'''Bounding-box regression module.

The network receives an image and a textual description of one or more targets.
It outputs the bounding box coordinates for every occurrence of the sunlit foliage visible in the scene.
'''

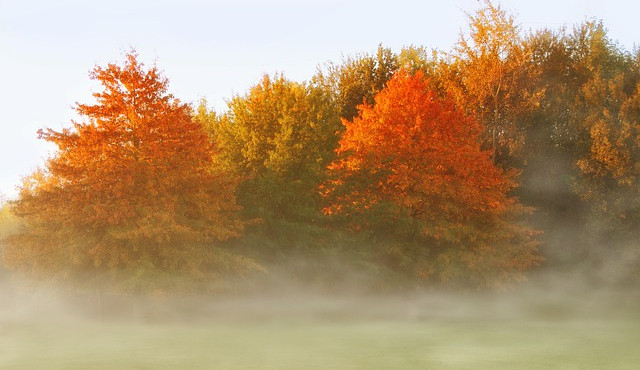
[199,74,342,258]
[5,0,640,291]
[324,71,541,288]
[315,45,399,121]
[3,53,256,291]
[444,0,542,168]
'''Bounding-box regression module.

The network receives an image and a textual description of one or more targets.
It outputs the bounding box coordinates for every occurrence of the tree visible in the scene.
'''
[573,67,640,281]
[520,21,640,277]
[445,0,541,168]
[324,70,541,289]
[0,197,19,249]
[3,52,254,292]
[315,45,399,121]
[201,74,342,257]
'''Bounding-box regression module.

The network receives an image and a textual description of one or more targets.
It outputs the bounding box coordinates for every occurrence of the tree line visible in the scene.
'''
[2,1,638,292]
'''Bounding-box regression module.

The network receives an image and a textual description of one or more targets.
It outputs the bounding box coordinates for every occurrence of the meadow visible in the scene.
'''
[1,281,638,370]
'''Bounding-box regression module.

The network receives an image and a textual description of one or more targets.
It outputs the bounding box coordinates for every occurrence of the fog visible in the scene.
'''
[1,261,639,369]
[1,268,636,322]
[1,204,639,369]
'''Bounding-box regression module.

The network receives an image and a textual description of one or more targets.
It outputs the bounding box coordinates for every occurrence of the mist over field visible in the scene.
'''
[0,267,639,370]
[2,1,640,368]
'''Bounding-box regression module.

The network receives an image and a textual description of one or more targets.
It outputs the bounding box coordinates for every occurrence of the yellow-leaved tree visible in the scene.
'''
[444,0,541,168]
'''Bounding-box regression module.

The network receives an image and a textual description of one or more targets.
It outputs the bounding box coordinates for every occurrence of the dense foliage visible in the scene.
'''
[324,71,540,288]
[196,75,342,265]
[3,0,639,291]
[3,54,257,292]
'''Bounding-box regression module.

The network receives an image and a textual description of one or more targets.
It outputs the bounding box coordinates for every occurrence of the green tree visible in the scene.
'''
[201,74,342,258]
[316,45,399,121]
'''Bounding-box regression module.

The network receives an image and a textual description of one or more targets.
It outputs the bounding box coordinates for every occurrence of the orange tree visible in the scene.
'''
[3,53,256,292]
[574,64,640,281]
[443,0,541,169]
[324,70,541,289]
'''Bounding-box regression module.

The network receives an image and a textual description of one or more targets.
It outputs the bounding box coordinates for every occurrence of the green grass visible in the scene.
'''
[1,291,639,370]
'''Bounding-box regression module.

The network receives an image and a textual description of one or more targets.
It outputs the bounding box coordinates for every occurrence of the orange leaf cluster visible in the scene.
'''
[5,53,243,280]
[326,70,515,241]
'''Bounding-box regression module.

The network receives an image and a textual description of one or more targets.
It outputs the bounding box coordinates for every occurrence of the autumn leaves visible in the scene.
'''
[2,50,537,292]
[4,53,249,291]
[6,0,638,292]
[325,71,540,288]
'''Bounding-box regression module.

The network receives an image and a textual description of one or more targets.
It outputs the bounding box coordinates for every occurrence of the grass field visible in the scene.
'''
[1,285,639,370]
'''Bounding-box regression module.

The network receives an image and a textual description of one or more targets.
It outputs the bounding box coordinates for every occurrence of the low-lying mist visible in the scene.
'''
[1,264,639,370]
[1,266,637,324]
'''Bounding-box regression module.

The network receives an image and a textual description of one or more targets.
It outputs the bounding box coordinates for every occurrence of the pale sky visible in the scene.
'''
[1,0,638,200]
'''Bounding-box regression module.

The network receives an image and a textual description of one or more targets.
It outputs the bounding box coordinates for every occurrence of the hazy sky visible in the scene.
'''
[1,0,638,199]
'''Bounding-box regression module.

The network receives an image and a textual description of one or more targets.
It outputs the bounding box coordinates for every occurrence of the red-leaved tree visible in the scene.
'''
[324,70,541,289]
